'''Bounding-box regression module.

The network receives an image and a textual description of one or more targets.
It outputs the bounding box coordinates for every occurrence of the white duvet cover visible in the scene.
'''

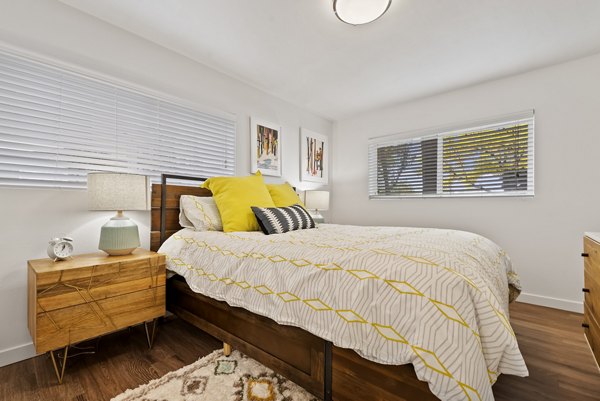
[159,224,528,401]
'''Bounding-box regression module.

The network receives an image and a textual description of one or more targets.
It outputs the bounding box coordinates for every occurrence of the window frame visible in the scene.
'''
[368,111,535,199]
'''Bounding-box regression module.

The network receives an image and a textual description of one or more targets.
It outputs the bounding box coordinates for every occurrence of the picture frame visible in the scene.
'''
[250,117,282,177]
[300,128,328,184]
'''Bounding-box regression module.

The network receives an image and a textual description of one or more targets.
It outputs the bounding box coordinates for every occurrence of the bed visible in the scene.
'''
[151,175,528,401]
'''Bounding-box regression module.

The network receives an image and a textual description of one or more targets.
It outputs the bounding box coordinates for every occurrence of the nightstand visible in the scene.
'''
[27,249,166,383]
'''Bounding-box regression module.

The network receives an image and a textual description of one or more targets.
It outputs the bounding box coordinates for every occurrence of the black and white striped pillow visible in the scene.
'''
[251,204,316,235]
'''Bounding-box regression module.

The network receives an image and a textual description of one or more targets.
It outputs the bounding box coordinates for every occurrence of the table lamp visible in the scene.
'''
[303,190,329,223]
[88,173,150,255]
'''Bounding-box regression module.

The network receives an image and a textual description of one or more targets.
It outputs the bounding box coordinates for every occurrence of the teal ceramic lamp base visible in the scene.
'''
[99,211,141,256]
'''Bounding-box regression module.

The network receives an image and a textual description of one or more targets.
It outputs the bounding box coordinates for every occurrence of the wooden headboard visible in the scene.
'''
[150,174,211,251]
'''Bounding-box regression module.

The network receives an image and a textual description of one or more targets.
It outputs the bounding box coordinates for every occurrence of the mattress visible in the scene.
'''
[159,224,528,401]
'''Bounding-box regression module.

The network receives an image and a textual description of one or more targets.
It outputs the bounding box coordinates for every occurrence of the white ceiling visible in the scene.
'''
[59,0,600,120]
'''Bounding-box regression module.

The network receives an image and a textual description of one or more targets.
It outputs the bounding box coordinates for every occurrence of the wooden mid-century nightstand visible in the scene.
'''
[27,249,166,383]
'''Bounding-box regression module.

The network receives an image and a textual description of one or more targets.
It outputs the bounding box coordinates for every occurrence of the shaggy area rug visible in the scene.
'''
[111,349,318,401]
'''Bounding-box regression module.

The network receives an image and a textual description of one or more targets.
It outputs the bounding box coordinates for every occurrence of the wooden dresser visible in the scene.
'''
[28,249,165,382]
[582,233,600,367]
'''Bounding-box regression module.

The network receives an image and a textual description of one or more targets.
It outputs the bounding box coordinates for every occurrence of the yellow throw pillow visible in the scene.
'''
[267,182,304,207]
[201,174,275,232]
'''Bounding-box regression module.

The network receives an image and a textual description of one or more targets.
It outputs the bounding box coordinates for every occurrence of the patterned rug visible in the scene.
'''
[111,349,318,401]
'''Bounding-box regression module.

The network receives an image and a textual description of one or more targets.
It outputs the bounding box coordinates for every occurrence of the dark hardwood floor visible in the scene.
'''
[494,302,600,401]
[0,302,598,401]
[0,318,221,401]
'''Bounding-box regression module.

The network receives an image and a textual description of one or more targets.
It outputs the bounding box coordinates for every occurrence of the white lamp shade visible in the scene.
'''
[333,0,392,25]
[304,190,330,211]
[88,173,150,211]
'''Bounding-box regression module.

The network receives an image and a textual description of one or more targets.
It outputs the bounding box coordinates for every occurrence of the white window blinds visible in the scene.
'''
[0,50,236,188]
[368,111,534,198]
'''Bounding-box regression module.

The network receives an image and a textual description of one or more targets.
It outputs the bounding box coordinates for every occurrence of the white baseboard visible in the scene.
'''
[0,341,36,368]
[518,292,583,313]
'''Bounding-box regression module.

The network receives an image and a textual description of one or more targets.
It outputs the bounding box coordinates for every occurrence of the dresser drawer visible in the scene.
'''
[584,236,600,270]
[584,258,600,318]
[584,237,600,318]
[584,302,600,365]
[35,255,165,314]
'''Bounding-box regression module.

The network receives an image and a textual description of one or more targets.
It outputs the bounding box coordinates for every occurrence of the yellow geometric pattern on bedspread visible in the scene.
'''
[169,256,482,401]
[160,224,528,401]
[171,233,513,339]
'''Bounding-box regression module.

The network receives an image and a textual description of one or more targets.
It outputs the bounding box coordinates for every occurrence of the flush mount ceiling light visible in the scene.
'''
[333,0,392,25]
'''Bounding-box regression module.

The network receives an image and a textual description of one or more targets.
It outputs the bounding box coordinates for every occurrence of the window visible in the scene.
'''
[0,50,236,189]
[368,111,534,198]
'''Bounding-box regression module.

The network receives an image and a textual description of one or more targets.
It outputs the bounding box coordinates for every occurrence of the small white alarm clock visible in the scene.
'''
[47,237,74,261]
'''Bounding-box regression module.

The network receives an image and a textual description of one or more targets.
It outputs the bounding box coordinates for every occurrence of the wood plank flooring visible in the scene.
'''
[0,320,221,401]
[0,302,598,401]
[494,302,600,401]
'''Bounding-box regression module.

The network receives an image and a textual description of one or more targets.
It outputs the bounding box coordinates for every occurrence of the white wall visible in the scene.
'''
[332,52,600,314]
[0,0,332,367]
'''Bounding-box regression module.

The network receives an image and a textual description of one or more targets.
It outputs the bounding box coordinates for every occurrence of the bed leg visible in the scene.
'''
[223,342,232,356]
[324,341,332,401]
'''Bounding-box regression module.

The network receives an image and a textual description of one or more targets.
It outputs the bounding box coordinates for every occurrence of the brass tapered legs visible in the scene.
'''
[144,319,158,349]
[49,346,69,384]
[48,322,158,384]
[223,342,232,356]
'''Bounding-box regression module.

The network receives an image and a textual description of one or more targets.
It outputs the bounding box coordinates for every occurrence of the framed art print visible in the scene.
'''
[250,117,282,177]
[300,128,328,184]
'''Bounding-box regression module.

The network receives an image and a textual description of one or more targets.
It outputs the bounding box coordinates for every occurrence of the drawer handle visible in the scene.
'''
[582,252,590,257]
[583,288,591,293]
[583,323,590,328]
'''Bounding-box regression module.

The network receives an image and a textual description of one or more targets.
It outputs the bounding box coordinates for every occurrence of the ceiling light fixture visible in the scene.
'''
[333,0,392,25]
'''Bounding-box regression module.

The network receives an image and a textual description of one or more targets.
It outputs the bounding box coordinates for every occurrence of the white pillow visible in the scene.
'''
[179,208,194,229]
[180,195,223,231]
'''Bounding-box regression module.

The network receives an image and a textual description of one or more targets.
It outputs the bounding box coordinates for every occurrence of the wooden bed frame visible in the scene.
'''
[150,174,438,401]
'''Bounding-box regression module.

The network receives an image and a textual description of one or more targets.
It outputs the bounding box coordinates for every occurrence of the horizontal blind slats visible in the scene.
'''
[369,113,534,198]
[0,50,236,188]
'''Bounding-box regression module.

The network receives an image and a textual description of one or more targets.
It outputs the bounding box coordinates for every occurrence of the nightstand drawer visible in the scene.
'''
[35,257,165,314]
[34,286,165,353]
